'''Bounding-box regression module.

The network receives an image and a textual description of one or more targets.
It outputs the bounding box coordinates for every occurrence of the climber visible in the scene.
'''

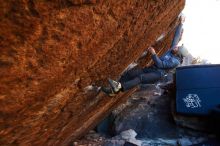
[101,44,189,96]
[101,15,187,96]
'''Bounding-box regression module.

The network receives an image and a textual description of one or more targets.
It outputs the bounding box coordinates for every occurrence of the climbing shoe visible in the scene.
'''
[108,78,122,93]
[101,86,116,97]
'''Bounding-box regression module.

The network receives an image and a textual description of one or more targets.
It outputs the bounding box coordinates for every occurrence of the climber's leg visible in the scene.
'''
[121,71,162,91]
[119,68,144,83]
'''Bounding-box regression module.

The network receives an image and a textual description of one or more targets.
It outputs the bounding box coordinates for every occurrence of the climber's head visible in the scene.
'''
[172,45,189,57]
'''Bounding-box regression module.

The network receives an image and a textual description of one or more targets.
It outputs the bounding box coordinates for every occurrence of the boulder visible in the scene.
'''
[103,129,142,146]
[0,0,185,145]
[113,87,179,138]
[112,87,214,145]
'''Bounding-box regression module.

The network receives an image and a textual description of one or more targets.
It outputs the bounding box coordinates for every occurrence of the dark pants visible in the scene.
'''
[119,67,162,91]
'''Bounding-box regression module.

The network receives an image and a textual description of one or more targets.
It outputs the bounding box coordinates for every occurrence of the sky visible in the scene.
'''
[181,0,220,63]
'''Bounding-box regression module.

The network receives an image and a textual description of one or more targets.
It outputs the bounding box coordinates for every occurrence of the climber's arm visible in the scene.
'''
[148,46,180,69]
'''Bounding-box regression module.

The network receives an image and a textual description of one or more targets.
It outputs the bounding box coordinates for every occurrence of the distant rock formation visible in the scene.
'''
[0,0,185,145]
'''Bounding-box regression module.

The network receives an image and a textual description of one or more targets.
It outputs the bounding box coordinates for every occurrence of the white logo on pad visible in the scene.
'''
[183,94,201,108]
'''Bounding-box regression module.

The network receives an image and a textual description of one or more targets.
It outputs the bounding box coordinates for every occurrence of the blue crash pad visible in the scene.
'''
[175,64,220,115]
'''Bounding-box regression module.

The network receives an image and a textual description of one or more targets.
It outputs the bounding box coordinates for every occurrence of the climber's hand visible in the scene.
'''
[180,15,185,24]
[148,46,156,55]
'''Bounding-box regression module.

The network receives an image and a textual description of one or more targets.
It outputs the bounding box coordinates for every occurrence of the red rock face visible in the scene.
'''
[0,0,185,145]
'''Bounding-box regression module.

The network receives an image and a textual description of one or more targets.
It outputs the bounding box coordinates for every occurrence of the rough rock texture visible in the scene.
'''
[0,0,185,145]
